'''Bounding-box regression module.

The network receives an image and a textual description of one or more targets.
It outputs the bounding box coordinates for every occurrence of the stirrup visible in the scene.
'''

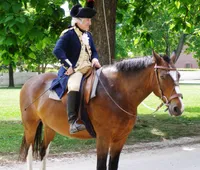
[69,121,86,134]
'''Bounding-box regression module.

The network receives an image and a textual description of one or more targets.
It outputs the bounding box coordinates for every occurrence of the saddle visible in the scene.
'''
[83,67,97,104]
[60,67,97,104]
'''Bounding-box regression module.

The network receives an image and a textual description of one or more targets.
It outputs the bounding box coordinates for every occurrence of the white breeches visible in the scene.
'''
[68,66,91,92]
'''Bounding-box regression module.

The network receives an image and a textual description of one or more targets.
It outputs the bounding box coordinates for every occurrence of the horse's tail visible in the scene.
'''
[19,121,43,161]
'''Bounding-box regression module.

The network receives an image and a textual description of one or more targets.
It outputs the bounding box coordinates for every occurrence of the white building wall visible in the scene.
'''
[0,72,38,86]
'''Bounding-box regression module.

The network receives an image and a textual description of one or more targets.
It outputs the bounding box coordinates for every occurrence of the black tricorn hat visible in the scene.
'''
[70,1,96,18]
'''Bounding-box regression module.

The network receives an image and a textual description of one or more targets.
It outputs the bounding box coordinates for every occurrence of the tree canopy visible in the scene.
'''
[116,0,200,62]
[0,0,199,86]
[0,0,70,86]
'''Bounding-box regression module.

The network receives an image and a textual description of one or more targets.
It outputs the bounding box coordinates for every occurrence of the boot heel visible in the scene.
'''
[70,121,86,134]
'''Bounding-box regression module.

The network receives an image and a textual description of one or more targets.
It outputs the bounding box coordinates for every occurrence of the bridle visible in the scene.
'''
[154,64,183,111]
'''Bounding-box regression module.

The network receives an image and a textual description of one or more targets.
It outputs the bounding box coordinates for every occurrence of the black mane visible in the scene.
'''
[162,55,171,63]
[115,56,153,72]
[115,55,171,72]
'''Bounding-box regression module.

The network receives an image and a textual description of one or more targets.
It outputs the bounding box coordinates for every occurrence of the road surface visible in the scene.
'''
[1,137,200,170]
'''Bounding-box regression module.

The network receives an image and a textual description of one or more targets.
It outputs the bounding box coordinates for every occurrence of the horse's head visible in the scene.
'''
[152,51,184,116]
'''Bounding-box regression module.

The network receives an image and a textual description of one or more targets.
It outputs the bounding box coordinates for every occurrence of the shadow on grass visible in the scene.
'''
[127,112,200,144]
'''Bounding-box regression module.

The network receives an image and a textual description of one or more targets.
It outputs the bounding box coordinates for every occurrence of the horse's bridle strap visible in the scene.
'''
[154,65,176,71]
[154,63,182,109]
[168,93,183,103]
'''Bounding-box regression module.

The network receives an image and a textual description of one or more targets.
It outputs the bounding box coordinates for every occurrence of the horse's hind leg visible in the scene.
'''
[108,137,127,170]
[40,125,56,170]
[20,119,42,170]
[27,145,33,170]
[96,136,110,170]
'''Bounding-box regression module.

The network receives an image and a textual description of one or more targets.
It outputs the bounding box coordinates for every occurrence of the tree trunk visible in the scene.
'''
[37,65,41,74]
[42,64,47,73]
[175,33,187,62]
[91,0,117,65]
[164,32,170,57]
[8,63,14,87]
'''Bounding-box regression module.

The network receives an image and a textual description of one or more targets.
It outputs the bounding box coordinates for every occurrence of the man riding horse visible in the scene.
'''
[53,0,101,134]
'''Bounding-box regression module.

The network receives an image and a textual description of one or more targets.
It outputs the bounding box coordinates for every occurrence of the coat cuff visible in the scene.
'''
[92,58,99,63]
[65,59,72,67]
[60,59,72,68]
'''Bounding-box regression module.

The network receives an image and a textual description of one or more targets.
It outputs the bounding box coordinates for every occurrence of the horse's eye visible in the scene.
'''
[160,74,165,79]
[160,71,168,79]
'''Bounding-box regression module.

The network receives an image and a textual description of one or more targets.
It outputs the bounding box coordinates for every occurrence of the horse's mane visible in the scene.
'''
[115,55,170,72]
[115,56,153,72]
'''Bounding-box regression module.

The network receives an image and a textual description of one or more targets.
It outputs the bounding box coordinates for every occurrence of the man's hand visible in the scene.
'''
[65,67,74,75]
[92,58,101,68]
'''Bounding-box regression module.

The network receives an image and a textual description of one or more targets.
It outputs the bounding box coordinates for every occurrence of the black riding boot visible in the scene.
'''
[67,91,85,134]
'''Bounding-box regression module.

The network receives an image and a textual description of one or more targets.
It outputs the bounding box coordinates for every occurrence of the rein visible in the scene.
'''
[96,69,136,117]
[24,75,66,111]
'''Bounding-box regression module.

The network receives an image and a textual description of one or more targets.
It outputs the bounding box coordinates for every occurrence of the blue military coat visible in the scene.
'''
[53,26,99,68]
[50,26,99,98]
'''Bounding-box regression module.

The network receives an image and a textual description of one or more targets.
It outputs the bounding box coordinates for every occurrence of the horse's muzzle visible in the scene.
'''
[168,103,183,116]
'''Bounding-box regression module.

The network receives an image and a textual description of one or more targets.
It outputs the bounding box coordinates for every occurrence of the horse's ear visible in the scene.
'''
[170,51,176,64]
[152,50,161,64]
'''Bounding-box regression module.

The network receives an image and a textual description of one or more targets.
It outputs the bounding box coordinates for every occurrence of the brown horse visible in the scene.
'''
[19,51,184,170]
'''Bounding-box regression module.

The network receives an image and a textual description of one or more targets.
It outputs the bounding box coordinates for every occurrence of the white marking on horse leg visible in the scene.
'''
[27,145,33,170]
[175,86,184,112]
[40,143,51,170]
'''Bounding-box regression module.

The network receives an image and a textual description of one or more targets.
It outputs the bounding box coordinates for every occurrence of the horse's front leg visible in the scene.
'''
[108,125,133,170]
[96,136,110,170]
[108,140,125,170]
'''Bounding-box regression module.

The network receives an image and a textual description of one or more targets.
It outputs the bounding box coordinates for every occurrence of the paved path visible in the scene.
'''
[1,137,200,170]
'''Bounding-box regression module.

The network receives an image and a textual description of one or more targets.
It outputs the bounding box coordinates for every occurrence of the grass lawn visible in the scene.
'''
[0,84,200,158]
[0,87,21,120]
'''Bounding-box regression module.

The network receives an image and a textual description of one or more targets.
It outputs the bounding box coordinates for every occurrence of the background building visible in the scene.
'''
[175,46,199,69]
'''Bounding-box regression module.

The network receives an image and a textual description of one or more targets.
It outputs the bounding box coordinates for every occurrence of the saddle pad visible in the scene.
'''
[49,90,61,101]
[90,68,102,99]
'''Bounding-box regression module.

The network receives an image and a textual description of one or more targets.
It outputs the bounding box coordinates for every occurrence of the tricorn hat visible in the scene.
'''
[70,0,96,18]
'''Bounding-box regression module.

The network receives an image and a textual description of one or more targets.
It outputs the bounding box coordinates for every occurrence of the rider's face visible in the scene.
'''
[77,18,91,31]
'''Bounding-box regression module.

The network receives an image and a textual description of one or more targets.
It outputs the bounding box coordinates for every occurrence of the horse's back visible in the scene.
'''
[20,73,57,118]
[21,72,56,97]
[22,72,56,88]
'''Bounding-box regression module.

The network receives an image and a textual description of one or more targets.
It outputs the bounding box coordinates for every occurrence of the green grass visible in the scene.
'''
[0,85,200,159]
[129,84,200,143]
[0,87,21,120]
[0,121,23,153]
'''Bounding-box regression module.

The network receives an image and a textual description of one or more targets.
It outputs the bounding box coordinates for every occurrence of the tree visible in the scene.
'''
[0,0,32,87]
[186,35,200,67]
[1,0,199,88]
[116,0,200,63]
[89,0,117,65]
[0,0,67,87]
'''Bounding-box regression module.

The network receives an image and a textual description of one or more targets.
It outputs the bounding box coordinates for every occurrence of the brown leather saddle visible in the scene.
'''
[61,67,96,105]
